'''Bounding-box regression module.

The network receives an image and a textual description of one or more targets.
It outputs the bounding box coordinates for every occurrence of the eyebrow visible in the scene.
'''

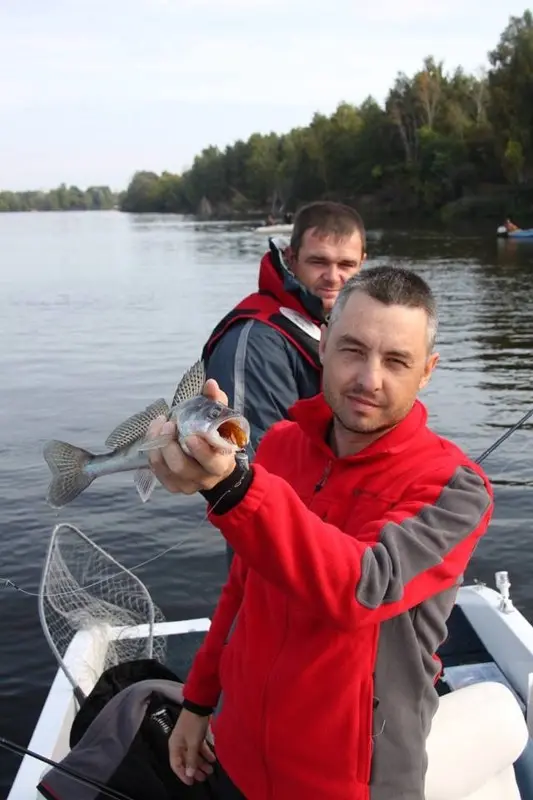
[308,254,360,266]
[336,334,414,361]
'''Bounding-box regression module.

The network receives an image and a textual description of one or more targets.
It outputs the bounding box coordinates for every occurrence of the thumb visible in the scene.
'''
[203,378,228,406]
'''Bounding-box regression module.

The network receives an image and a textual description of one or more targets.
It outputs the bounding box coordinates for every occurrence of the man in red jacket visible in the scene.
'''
[147,266,494,800]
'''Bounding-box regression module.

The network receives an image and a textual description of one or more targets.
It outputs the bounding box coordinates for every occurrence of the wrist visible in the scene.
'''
[182,698,214,717]
[200,460,253,514]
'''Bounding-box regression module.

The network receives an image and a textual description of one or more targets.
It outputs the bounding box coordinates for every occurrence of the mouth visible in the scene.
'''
[217,419,249,449]
[347,395,380,409]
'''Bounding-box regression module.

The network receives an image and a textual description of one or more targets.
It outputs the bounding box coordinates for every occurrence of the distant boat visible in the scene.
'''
[253,222,293,235]
[497,224,533,239]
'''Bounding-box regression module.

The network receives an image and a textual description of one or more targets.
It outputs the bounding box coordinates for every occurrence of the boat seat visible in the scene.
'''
[425,681,529,800]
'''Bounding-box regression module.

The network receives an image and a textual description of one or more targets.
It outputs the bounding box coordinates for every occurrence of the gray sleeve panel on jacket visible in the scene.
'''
[206,320,314,456]
[355,466,492,610]
[41,679,184,799]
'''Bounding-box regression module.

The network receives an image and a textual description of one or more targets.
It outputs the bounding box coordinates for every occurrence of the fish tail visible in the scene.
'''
[43,439,96,508]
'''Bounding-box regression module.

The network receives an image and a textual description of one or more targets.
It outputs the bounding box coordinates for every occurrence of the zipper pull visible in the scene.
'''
[314,460,332,492]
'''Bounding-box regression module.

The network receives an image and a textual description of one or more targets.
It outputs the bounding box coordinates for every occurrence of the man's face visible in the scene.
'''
[288,228,365,312]
[320,291,439,438]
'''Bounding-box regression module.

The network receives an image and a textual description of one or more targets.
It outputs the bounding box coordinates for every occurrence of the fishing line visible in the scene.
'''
[476,406,533,465]
[0,477,242,598]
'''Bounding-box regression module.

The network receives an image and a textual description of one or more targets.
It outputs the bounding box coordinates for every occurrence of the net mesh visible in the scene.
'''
[39,523,167,696]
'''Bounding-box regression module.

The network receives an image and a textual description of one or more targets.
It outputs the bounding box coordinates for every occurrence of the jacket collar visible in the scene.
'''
[257,238,326,324]
[288,393,428,461]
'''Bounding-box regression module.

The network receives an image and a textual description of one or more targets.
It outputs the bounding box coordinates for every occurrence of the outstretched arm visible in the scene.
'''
[202,460,493,631]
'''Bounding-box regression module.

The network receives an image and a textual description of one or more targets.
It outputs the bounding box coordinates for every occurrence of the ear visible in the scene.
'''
[419,352,439,390]
[284,245,296,269]
[319,323,328,364]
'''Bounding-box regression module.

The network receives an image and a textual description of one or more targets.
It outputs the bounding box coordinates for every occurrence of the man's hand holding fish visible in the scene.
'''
[147,378,239,495]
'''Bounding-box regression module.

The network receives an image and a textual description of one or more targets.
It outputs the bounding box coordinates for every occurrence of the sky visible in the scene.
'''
[0,0,528,192]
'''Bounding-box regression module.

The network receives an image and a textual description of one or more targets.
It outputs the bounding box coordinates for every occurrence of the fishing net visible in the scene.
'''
[38,522,167,700]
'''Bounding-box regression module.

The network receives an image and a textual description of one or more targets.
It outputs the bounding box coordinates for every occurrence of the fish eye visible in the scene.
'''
[207,405,222,420]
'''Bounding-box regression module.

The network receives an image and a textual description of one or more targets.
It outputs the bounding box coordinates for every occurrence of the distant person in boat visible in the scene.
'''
[147,266,494,800]
[504,218,521,232]
[283,211,293,224]
[202,200,366,568]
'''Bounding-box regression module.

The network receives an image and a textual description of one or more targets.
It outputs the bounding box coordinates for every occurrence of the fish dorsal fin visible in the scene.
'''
[171,360,206,407]
[105,398,170,450]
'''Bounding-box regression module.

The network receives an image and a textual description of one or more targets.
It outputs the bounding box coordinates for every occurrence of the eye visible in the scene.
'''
[207,405,222,420]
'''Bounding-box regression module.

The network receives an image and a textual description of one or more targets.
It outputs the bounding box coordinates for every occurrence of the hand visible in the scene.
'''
[168,709,216,785]
[147,378,236,495]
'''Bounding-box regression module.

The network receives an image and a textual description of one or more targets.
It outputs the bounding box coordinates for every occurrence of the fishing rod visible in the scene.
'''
[475,405,533,465]
[0,733,220,800]
[0,735,136,800]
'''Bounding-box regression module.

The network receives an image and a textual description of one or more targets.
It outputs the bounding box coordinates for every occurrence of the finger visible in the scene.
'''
[148,422,181,472]
[184,435,236,477]
[185,747,200,782]
[203,378,228,406]
[145,415,168,441]
[158,428,194,474]
[149,458,198,495]
[169,744,192,784]
[200,739,217,764]
[145,418,171,471]
[193,767,209,782]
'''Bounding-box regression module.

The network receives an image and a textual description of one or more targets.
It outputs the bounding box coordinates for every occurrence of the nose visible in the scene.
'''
[357,360,383,393]
[322,263,342,285]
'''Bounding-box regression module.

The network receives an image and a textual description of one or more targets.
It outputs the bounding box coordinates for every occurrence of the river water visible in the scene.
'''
[1,211,533,794]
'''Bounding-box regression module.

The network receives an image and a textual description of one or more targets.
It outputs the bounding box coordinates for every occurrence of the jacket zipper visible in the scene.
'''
[314,460,332,493]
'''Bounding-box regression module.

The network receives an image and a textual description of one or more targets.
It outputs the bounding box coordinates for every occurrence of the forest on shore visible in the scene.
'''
[2,11,533,223]
[0,184,117,214]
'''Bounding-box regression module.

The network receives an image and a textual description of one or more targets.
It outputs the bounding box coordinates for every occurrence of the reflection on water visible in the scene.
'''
[1,212,533,792]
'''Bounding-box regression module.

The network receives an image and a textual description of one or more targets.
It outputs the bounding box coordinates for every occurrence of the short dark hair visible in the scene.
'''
[329,265,438,350]
[290,200,366,256]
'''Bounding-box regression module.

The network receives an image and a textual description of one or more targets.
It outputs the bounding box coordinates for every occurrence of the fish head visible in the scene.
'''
[171,395,250,454]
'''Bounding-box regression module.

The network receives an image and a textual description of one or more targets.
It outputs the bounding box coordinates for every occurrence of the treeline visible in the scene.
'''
[121,10,533,221]
[0,184,118,213]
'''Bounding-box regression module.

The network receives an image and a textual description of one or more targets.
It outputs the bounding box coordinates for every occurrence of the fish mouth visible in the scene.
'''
[214,417,250,450]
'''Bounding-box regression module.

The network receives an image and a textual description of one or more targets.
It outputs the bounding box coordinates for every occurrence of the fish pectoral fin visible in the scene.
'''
[137,433,174,453]
[170,360,206,406]
[134,467,157,503]
[104,399,170,450]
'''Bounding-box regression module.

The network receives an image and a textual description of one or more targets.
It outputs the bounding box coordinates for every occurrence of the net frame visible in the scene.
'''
[38,522,166,700]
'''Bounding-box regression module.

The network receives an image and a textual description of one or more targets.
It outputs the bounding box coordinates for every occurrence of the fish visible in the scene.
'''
[43,360,250,509]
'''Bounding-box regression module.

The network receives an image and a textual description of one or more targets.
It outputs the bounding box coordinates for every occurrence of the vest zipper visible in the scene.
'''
[314,460,332,493]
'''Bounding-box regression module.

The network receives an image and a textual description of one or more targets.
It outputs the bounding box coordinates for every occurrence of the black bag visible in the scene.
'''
[38,658,220,800]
